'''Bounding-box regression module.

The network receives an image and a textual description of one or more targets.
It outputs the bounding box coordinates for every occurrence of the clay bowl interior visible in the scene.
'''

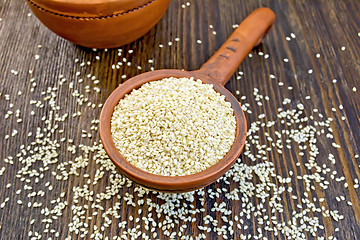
[99,69,247,192]
[26,0,171,48]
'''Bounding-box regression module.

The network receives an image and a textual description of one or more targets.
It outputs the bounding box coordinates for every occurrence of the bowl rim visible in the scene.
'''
[27,0,157,17]
[99,70,247,192]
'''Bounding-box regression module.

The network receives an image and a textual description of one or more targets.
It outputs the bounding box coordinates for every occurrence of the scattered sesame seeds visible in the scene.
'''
[11,69,19,75]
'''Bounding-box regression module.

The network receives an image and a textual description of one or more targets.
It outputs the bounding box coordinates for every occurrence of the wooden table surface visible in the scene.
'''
[1,0,360,239]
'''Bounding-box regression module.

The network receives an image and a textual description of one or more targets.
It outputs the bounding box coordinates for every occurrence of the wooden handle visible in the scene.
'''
[198,8,275,86]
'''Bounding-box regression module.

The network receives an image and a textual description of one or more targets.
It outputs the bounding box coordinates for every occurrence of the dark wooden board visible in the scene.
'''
[0,0,359,239]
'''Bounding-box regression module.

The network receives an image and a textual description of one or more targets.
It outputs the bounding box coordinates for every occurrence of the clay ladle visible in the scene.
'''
[99,7,276,192]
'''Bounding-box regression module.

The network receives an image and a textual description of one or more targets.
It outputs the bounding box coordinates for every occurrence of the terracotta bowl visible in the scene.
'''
[26,0,171,48]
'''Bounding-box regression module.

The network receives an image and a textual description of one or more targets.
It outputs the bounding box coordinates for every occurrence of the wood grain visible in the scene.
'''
[0,0,360,239]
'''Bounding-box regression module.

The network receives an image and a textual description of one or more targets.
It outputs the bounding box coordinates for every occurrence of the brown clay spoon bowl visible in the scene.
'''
[99,8,276,192]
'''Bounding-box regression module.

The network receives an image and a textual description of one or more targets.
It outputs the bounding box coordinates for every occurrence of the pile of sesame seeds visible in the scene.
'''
[111,77,236,176]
